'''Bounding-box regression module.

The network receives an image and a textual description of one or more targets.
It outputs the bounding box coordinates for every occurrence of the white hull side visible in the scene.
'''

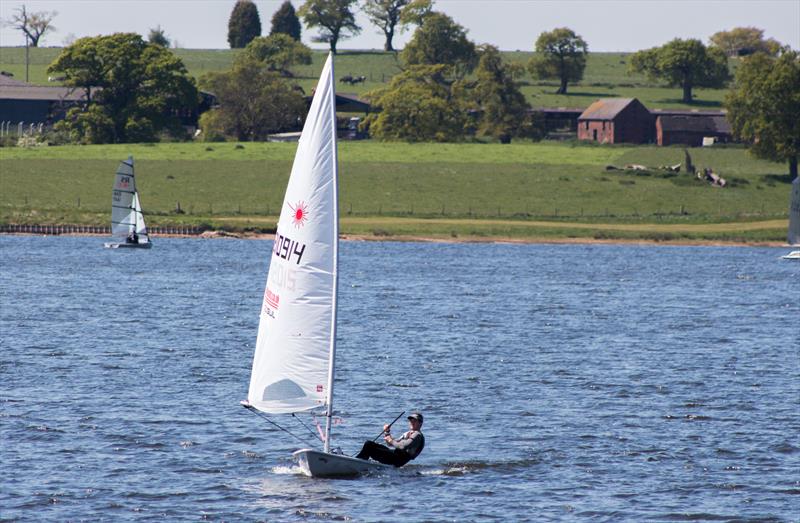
[104,242,152,249]
[782,250,800,260]
[293,449,388,478]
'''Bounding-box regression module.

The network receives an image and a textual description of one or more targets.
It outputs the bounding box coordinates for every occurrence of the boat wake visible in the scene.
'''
[271,465,305,475]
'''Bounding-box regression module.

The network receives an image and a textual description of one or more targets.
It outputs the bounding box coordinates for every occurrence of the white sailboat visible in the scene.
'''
[783,176,799,260]
[104,156,152,249]
[242,53,384,478]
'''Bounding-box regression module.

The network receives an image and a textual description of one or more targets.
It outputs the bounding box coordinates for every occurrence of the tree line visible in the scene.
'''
[15,0,797,177]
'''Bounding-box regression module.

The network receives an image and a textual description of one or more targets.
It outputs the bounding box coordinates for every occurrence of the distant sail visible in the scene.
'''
[247,53,338,415]
[111,156,150,244]
[789,176,800,246]
[111,157,137,238]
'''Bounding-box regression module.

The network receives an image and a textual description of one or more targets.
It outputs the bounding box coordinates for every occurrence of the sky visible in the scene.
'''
[0,0,798,52]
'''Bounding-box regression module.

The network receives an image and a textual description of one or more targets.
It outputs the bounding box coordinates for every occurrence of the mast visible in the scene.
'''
[323,52,339,454]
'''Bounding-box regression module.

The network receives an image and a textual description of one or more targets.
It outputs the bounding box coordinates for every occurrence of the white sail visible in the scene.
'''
[111,156,137,238]
[247,53,339,419]
[789,176,800,246]
[133,192,150,244]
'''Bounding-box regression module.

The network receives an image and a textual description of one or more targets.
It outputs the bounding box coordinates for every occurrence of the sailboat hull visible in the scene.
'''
[104,242,152,249]
[293,449,388,478]
[782,250,800,260]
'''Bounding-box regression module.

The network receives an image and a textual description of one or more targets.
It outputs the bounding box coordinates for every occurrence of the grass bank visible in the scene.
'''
[0,141,792,243]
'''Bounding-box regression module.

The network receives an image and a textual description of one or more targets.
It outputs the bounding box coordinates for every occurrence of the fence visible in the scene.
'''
[0,224,202,236]
[0,121,45,138]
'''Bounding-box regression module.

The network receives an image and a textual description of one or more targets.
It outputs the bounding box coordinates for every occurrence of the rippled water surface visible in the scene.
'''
[1,235,798,522]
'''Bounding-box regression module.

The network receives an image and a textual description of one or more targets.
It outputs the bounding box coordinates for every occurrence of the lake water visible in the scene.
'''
[1,235,798,522]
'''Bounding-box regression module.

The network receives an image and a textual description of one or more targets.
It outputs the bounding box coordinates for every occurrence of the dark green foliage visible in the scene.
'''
[726,49,800,178]
[297,0,361,54]
[199,56,306,141]
[148,25,170,48]
[401,12,476,78]
[461,45,540,143]
[47,33,198,144]
[228,0,262,49]
[270,1,302,41]
[629,39,729,103]
[528,27,588,94]
[243,34,312,76]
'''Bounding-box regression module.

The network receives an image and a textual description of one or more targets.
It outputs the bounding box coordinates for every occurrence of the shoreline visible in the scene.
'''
[1,230,788,248]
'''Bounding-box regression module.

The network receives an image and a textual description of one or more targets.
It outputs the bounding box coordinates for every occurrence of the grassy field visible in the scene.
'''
[1,142,792,242]
[0,47,730,110]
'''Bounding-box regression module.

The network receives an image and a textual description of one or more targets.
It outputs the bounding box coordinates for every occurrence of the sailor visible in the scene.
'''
[355,412,425,467]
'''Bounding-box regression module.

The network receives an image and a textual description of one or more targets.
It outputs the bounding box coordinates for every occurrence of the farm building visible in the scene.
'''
[654,113,732,146]
[0,73,86,124]
[577,98,654,144]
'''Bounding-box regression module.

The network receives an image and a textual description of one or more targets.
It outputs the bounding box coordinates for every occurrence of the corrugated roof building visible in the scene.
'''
[577,98,654,144]
[0,74,87,124]
[655,114,733,146]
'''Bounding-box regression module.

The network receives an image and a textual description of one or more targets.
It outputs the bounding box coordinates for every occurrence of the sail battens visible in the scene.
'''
[247,53,339,419]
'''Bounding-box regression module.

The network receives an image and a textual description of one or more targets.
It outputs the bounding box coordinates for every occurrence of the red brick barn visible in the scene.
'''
[577,98,653,144]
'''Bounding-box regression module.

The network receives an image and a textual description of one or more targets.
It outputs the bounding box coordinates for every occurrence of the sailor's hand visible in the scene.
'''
[383,434,393,444]
[383,424,390,432]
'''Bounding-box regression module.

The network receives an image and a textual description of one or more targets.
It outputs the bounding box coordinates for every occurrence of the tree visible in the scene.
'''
[528,27,587,95]
[710,27,781,57]
[363,64,466,141]
[228,0,262,49]
[459,45,540,144]
[398,0,433,27]
[7,5,57,47]
[47,33,198,143]
[725,49,800,179]
[629,38,729,103]
[298,0,361,54]
[270,1,302,41]
[199,57,306,141]
[363,0,409,52]
[148,25,170,48]
[401,12,477,78]
[243,34,312,76]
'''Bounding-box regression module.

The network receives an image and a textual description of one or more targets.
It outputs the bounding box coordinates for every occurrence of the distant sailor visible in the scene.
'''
[355,412,425,467]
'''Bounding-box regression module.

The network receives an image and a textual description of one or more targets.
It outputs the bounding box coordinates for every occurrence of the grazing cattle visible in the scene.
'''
[339,75,366,85]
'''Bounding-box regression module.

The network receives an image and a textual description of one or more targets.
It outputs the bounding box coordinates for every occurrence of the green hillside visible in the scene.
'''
[0,47,731,110]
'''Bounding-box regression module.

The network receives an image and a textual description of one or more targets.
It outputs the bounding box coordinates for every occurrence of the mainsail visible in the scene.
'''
[789,176,800,246]
[247,53,339,428]
[111,156,149,244]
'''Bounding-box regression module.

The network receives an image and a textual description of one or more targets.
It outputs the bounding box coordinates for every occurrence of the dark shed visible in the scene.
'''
[655,114,732,146]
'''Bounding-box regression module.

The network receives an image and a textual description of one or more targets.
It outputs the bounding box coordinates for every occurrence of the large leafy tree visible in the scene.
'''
[7,5,57,47]
[710,27,781,57]
[363,0,409,52]
[243,34,312,76]
[228,0,262,49]
[298,0,361,55]
[200,55,306,141]
[401,12,477,78]
[460,45,540,144]
[528,27,587,95]
[270,1,302,41]
[364,64,466,142]
[47,33,197,143]
[726,49,800,179]
[630,38,729,103]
